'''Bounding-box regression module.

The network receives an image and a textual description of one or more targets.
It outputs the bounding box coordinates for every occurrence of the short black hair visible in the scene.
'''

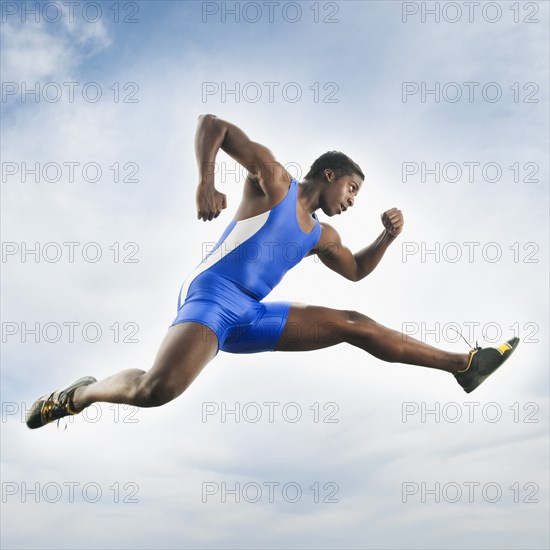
[304,151,365,182]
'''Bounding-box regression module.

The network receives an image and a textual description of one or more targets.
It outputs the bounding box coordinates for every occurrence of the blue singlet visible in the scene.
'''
[170,178,321,353]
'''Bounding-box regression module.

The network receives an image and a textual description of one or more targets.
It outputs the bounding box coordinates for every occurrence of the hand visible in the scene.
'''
[381,208,404,237]
[196,183,227,221]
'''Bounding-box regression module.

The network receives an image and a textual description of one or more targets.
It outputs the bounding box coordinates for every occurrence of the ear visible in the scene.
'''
[324,168,336,182]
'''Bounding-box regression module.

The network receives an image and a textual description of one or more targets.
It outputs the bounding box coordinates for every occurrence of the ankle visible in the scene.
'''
[452,353,471,374]
[70,386,87,413]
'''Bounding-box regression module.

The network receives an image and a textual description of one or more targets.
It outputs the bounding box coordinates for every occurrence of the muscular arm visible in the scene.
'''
[194,114,228,187]
[352,230,398,280]
[312,209,404,281]
[194,114,288,220]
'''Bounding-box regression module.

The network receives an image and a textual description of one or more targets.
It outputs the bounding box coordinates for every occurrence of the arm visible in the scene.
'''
[194,114,228,221]
[194,114,288,220]
[312,209,404,282]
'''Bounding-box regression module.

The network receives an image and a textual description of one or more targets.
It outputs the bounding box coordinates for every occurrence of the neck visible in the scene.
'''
[297,178,321,214]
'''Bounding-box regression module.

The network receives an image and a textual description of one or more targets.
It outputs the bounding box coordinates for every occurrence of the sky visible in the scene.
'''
[1,1,549,548]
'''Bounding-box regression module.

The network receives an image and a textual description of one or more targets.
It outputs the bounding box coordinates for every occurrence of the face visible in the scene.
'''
[320,169,363,216]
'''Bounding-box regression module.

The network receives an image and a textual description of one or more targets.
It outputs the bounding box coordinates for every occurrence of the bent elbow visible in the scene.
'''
[349,258,361,282]
[197,113,217,125]
[350,261,371,282]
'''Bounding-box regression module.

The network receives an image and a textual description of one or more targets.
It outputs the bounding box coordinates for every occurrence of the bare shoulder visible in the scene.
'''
[258,159,294,200]
[234,169,293,221]
[318,222,343,247]
[306,222,343,256]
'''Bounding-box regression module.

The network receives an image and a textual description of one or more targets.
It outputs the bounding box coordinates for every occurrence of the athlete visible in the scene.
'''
[26,114,519,429]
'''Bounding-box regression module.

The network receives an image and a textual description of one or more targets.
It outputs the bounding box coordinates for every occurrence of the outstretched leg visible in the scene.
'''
[26,322,220,428]
[72,322,219,410]
[274,303,468,373]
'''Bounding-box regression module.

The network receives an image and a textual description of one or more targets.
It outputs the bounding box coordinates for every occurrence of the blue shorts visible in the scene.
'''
[170,272,290,354]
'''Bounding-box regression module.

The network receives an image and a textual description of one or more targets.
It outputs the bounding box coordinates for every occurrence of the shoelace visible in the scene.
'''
[41,391,71,430]
[57,418,68,431]
[450,327,481,351]
[450,327,483,374]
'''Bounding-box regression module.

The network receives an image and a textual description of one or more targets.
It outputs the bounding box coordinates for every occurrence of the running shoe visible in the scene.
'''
[26,376,97,429]
[454,337,519,393]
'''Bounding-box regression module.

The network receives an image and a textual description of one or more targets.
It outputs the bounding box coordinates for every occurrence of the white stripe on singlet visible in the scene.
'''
[178,209,271,307]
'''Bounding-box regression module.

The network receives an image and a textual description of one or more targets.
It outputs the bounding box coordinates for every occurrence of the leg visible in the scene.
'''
[72,321,219,411]
[274,303,468,373]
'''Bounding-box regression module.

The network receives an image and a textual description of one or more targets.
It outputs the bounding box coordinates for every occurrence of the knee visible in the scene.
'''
[342,309,376,338]
[344,309,374,327]
[132,375,181,408]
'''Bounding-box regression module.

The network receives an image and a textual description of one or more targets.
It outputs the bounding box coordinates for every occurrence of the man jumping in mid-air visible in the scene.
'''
[26,114,519,429]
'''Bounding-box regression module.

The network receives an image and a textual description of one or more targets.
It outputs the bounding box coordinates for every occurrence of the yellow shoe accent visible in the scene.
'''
[456,348,479,373]
[497,343,512,355]
[26,376,96,429]
[454,337,520,393]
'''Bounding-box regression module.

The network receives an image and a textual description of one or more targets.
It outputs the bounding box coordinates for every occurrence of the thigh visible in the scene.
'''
[144,321,219,392]
[274,302,352,352]
[220,301,290,354]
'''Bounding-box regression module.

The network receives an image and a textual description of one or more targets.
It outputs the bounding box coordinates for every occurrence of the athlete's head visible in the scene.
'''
[305,151,365,216]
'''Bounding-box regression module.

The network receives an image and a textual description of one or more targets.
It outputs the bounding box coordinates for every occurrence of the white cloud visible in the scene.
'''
[2,3,548,549]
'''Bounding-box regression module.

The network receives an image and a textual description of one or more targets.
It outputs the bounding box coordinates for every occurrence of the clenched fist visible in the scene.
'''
[381,208,404,237]
[196,183,227,221]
